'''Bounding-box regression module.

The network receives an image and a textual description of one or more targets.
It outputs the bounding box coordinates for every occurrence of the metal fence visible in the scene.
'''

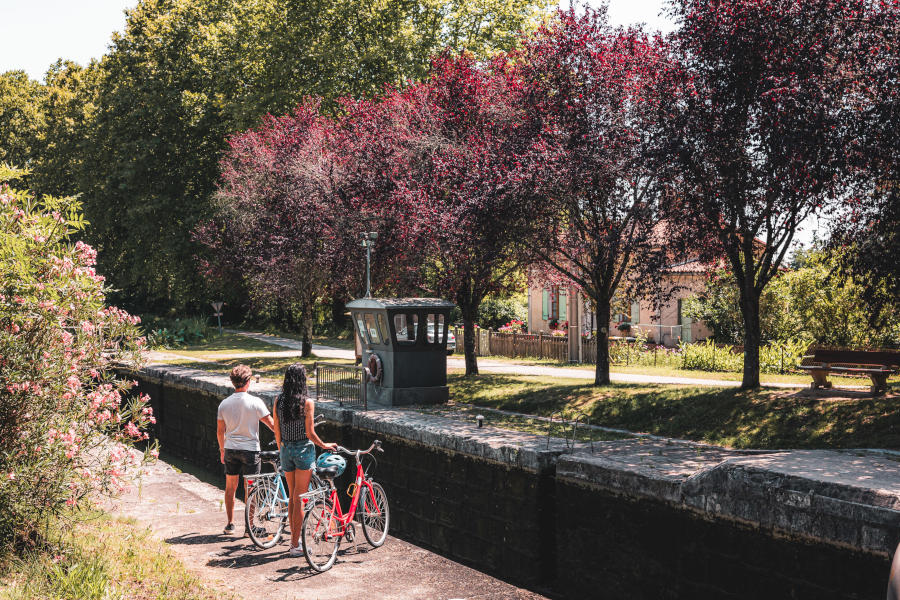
[313,362,367,409]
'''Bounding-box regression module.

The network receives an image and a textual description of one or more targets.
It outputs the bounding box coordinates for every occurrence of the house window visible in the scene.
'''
[559,289,567,322]
[630,301,640,325]
[541,287,567,322]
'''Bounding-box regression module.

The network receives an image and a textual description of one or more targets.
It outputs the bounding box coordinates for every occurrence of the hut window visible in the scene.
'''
[394,313,418,345]
[426,314,445,344]
[364,313,381,345]
[355,314,369,344]
[437,314,446,343]
[376,314,389,343]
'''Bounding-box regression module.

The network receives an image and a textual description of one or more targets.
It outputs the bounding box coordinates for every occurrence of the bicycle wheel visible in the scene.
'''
[360,481,389,547]
[301,497,340,572]
[245,480,286,549]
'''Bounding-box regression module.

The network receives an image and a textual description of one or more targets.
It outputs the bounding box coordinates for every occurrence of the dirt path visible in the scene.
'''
[108,458,547,600]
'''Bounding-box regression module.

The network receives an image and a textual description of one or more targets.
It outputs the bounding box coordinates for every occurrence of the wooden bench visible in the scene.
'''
[799,348,900,395]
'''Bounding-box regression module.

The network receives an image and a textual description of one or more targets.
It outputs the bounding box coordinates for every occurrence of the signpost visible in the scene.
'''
[211,301,224,334]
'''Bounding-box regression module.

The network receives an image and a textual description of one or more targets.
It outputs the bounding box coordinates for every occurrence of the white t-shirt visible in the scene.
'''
[217,391,270,451]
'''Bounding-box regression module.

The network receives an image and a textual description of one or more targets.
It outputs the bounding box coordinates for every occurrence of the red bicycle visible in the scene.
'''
[299,440,390,572]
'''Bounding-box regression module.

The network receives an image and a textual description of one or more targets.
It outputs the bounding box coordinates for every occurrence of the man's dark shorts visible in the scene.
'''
[223,449,261,476]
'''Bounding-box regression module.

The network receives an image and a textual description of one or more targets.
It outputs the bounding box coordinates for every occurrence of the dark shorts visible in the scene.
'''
[223,448,261,476]
[280,440,316,472]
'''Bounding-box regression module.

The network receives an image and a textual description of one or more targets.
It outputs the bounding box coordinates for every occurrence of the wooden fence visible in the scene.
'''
[450,328,683,365]
[451,328,569,362]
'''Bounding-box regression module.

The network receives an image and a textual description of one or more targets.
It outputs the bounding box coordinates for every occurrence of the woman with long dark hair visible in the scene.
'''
[273,363,336,556]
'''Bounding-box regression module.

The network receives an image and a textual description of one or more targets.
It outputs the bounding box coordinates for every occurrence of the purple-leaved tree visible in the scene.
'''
[519,8,683,385]
[664,0,863,388]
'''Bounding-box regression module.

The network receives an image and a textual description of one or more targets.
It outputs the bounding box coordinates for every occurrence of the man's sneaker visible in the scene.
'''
[288,544,304,557]
[223,523,236,535]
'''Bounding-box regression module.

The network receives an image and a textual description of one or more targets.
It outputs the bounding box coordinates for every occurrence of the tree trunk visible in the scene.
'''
[301,304,313,358]
[330,298,347,333]
[594,297,611,386]
[739,287,761,389]
[462,315,479,377]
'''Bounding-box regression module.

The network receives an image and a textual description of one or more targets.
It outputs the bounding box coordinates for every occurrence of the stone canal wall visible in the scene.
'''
[132,364,899,599]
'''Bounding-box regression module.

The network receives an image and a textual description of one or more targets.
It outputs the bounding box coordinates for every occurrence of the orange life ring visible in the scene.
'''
[367,353,383,384]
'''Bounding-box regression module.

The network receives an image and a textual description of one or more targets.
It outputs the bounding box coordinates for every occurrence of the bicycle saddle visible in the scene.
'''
[317,465,341,480]
[259,451,280,461]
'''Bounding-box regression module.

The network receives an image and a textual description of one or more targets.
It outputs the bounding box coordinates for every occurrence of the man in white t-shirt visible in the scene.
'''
[217,364,275,535]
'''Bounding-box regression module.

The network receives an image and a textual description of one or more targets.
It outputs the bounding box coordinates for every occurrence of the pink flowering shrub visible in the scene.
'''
[0,166,156,547]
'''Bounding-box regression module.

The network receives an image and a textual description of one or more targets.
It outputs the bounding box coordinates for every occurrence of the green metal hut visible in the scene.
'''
[346,297,455,406]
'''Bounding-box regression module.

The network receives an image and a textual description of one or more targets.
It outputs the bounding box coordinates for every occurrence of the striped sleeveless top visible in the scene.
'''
[277,394,308,442]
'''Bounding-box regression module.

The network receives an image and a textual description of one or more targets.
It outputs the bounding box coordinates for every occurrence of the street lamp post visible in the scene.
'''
[361,231,378,298]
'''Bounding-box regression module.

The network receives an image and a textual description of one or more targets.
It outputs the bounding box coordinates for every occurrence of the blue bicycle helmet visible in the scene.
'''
[315,452,346,477]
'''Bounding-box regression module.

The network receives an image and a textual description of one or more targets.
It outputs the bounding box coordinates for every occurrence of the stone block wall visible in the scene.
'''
[555,478,887,599]
[343,428,555,587]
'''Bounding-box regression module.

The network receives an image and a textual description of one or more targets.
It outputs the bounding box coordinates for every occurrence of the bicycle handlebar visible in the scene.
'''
[332,440,383,458]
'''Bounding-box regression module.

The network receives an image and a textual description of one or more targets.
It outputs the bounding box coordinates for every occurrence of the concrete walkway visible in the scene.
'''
[109,457,546,600]
[228,330,807,389]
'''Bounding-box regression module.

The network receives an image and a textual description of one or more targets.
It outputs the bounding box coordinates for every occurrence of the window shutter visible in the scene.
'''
[542,289,549,321]
[631,301,640,324]
[559,289,568,321]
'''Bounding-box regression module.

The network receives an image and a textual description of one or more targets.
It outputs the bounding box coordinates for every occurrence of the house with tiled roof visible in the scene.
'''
[526,255,714,347]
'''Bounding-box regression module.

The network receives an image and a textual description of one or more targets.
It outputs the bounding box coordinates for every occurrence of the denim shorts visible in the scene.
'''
[280,440,316,472]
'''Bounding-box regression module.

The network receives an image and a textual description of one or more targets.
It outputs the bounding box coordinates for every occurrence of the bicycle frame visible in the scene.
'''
[324,461,378,535]
[304,449,383,542]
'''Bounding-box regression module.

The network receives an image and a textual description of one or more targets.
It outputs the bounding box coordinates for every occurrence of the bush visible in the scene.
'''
[678,338,809,373]
[759,338,810,373]
[679,339,743,372]
[682,271,788,344]
[476,296,527,330]
[0,166,155,549]
[142,316,216,348]
[685,249,900,347]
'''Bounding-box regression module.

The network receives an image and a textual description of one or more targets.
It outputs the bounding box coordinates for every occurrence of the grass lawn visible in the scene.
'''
[237,329,356,351]
[169,332,287,357]
[467,354,893,387]
[417,401,632,443]
[159,355,352,383]
[0,508,229,600]
[447,373,900,450]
